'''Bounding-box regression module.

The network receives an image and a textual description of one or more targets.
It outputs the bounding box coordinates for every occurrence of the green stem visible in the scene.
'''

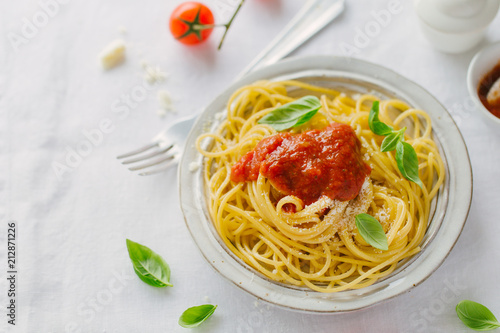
[218,0,245,50]
[192,24,224,31]
[398,127,407,142]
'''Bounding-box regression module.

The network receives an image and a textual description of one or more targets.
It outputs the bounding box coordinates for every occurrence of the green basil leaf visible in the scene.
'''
[126,239,173,287]
[395,141,423,188]
[381,128,405,152]
[368,101,393,136]
[355,213,388,251]
[179,304,217,328]
[257,95,321,131]
[456,300,500,331]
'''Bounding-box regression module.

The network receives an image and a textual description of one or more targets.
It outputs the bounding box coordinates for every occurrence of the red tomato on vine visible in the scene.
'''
[169,2,215,45]
[169,1,245,49]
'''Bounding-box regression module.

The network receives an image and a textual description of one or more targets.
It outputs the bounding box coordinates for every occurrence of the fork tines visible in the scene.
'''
[117,142,176,176]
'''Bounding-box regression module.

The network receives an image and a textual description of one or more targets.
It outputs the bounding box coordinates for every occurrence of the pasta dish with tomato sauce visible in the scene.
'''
[196,80,444,292]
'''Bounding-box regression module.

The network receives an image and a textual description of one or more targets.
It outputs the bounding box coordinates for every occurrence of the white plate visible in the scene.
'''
[178,56,472,312]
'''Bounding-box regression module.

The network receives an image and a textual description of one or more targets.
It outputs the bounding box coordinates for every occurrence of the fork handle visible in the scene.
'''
[236,0,345,80]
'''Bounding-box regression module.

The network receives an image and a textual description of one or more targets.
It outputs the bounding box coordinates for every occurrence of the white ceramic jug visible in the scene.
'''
[414,0,500,53]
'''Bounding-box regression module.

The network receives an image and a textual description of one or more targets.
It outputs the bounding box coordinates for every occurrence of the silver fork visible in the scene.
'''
[117,0,345,176]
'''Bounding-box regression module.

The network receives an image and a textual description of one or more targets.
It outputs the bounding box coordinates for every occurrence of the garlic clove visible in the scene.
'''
[487,77,500,106]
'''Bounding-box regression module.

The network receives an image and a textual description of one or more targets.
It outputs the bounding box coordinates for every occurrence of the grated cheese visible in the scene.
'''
[214,111,225,121]
[157,90,176,114]
[351,93,362,100]
[98,39,126,70]
[189,162,200,172]
[142,62,167,84]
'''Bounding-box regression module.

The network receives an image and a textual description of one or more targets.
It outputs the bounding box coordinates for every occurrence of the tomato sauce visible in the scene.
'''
[230,123,371,205]
[478,61,500,118]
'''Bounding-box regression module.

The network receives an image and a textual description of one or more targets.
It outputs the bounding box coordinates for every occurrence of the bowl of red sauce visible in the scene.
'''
[467,41,500,125]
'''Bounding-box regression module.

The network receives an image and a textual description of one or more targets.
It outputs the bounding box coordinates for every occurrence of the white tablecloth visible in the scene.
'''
[2,0,500,332]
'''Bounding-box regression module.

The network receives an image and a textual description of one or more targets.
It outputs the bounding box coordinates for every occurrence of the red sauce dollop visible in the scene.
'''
[230,122,371,205]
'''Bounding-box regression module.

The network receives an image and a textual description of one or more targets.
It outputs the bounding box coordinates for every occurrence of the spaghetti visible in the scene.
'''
[196,80,445,292]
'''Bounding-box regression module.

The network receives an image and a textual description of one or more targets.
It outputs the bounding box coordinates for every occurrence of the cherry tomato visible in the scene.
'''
[169,2,215,45]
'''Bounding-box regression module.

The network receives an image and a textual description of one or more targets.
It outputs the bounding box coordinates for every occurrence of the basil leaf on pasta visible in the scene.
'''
[380,128,405,152]
[367,102,422,187]
[355,213,388,251]
[179,304,217,328]
[456,300,500,331]
[395,141,423,188]
[126,239,173,287]
[258,95,321,131]
[368,101,393,136]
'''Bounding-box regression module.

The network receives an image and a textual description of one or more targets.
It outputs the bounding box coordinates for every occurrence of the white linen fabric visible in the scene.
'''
[1,0,499,332]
